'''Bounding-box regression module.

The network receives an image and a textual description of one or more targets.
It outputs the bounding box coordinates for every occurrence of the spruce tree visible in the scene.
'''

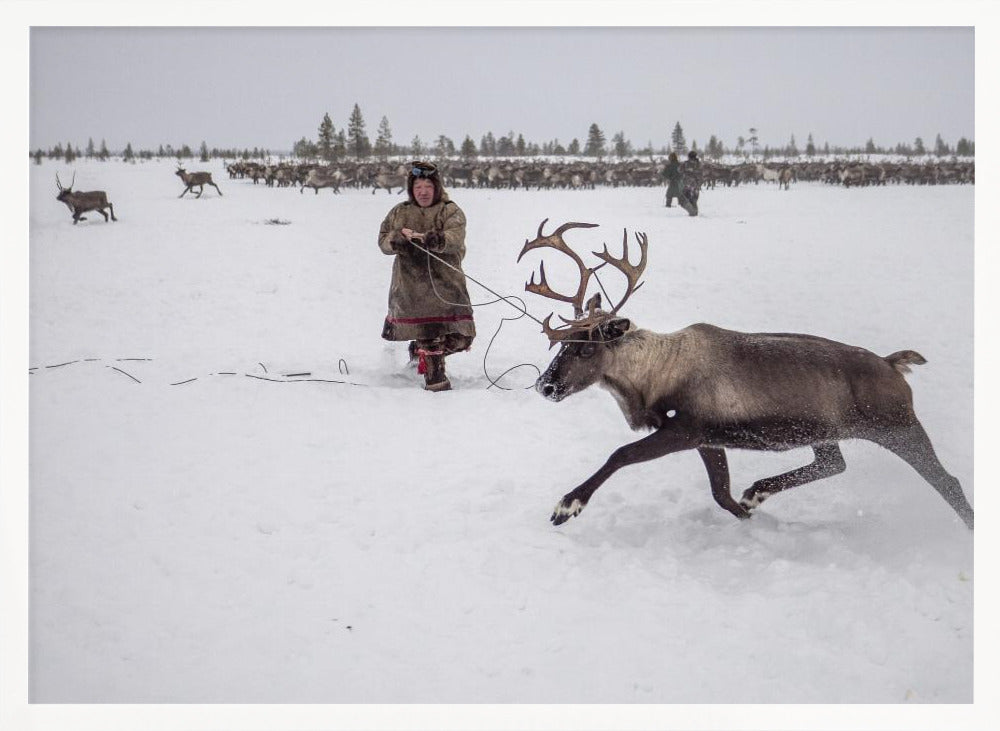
[374,116,393,159]
[317,113,335,161]
[497,133,515,156]
[612,131,632,158]
[584,123,606,157]
[479,132,496,157]
[515,133,527,156]
[706,135,720,159]
[460,135,477,159]
[670,122,686,154]
[347,103,371,159]
[435,135,455,157]
[934,133,948,156]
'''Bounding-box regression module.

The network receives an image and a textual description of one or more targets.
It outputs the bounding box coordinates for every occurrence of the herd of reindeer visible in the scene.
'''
[234,156,975,195]
[52,156,974,224]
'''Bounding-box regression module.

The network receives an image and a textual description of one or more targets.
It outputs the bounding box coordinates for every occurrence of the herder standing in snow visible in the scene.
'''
[679,150,703,216]
[378,161,476,392]
[662,151,683,208]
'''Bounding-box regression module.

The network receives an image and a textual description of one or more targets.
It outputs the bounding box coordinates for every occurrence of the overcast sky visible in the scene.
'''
[29,25,974,154]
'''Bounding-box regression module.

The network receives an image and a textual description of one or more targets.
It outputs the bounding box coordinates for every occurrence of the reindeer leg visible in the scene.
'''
[870,423,974,529]
[698,447,751,519]
[108,203,117,221]
[551,426,697,525]
[179,187,190,198]
[739,443,846,512]
[196,185,204,198]
[211,183,223,196]
[98,208,109,222]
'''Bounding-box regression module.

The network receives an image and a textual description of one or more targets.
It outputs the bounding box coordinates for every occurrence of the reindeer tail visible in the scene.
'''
[884,350,927,374]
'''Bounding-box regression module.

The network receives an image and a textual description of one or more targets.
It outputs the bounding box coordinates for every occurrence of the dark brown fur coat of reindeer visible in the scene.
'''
[55,172,117,224]
[519,219,973,530]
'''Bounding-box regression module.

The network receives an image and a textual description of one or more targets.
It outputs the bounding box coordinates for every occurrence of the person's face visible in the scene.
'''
[413,178,436,207]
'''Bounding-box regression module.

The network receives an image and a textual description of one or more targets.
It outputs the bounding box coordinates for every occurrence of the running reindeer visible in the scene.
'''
[55,172,117,224]
[175,165,223,198]
[518,220,973,529]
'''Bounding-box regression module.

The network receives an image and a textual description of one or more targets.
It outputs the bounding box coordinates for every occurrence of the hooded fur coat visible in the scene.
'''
[377,186,476,342]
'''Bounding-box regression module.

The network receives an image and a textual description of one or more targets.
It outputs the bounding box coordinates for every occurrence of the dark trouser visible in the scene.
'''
[665,181,681,207]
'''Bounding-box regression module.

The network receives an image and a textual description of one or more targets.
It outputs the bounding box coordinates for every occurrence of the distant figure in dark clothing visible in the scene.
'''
[679,150,703,217]
[663,152,682,207]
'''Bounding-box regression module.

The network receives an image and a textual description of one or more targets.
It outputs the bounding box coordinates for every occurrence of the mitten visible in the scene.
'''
[423,230,446,251]
[389,229,409,252]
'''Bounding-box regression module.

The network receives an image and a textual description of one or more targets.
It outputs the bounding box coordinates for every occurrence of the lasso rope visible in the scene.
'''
[29,357,368,388]
[409,238,544,390]
[411,238,628,380]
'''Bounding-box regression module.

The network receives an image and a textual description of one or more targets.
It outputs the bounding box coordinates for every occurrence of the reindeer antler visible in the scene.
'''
[520,220,649,346]
[55,171,75,191]
[594,229,648,315]
[517,219,600,318]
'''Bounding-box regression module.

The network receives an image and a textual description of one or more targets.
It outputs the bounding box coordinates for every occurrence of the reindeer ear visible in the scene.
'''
[600,317,631,343]
[584,292,603,314]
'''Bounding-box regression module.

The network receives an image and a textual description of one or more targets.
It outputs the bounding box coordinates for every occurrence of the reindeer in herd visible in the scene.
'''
[518,220,973,530]
[55,172,117,224]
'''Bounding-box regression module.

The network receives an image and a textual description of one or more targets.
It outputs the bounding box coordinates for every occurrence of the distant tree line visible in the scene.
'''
[291,107,974,162]
[30,106,975,165]
[31,136,276,165]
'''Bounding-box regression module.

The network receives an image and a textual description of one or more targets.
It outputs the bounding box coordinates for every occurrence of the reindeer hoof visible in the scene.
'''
[739,489,770,512]
[551,497,585,525]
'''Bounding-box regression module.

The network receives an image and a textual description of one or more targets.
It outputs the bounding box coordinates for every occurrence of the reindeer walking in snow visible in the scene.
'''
[55,172,117,224]
[175,165,223,198]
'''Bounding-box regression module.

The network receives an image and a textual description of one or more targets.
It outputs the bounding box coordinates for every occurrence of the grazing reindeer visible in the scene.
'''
[756,163,793,189]
[300,166,343,194]
[55,172,117,224]
[371,171,406,195]
[175,165,223,198]
[518,220,973,530]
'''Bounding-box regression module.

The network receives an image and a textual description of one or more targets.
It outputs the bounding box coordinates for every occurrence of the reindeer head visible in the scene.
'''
[518,219,648,401]
[175,165,187,178]
[55,171,75,203]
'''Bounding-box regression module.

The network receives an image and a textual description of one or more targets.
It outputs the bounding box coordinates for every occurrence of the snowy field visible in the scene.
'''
[25,159,973,714]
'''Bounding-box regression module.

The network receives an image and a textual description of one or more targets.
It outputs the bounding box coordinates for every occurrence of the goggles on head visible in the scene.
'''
[410,163,438,178]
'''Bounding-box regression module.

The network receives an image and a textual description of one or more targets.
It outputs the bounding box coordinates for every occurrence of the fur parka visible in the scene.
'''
[377,187,476,342]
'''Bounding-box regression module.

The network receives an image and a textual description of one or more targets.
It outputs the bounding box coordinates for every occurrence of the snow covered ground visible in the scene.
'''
[22,159,974,720]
